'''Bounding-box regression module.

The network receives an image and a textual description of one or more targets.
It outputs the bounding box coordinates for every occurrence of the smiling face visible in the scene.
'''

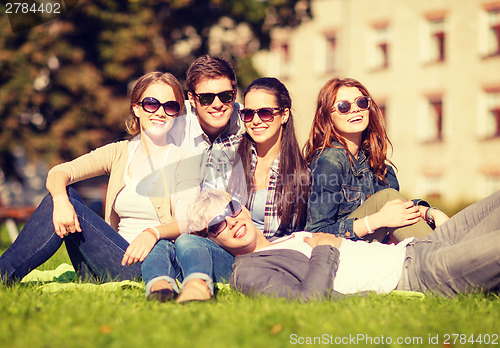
[188,77,235,141]
[205,197,264,257]
[243,90,289,148]
[132,83,177,136]
[331,86,370,141]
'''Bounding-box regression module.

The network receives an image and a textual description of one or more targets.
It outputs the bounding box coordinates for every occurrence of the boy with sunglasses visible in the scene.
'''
[167,54,245,156]
[141,55,245,302]
[188,189,500,300]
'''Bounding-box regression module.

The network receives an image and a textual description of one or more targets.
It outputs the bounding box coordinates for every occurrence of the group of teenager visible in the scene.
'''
[1,55,499,302]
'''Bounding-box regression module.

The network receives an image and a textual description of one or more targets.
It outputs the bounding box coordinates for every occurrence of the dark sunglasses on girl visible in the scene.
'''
[194,90,235,106]
[239,107,283,123]
[204,200,243,237]
[333,96,371,115]
[138,97,181,116]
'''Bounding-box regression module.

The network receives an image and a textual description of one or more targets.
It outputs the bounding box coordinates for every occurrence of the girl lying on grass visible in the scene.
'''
[187,189,500,299]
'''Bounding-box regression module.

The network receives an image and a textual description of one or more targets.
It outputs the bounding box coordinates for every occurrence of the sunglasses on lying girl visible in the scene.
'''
[199,200,243,238]
[193,90,236,106]
[333,96,371,115]
[238,107,284,123]
[138,97,181,116]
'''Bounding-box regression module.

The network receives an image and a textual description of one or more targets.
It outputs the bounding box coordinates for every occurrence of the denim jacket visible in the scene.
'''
[305,145,399,240]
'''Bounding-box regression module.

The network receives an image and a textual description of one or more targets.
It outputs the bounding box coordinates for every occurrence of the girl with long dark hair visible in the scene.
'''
[172,77,310,302]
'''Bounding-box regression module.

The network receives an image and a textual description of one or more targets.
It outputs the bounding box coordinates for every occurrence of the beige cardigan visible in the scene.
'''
[48,137,201,235]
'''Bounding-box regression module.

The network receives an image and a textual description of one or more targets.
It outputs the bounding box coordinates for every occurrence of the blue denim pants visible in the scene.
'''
[173,233,234,295]
[397,190,500,297]
[140,239,181,296]
[0,188,141,283]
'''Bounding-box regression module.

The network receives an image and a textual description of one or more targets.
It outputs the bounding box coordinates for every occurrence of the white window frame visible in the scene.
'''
[367,25,390,70]
[477,89,500,139]
[417,95,444,143]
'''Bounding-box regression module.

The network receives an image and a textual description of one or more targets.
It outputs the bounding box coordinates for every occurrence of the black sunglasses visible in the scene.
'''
[138,97,181,116]
[239,107,283,123]
[193,90,235,106]
[333,96,371,115]
[204,200,243,237]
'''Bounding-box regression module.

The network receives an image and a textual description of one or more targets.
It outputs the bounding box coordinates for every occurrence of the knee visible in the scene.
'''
[175,234,209,256]
[175,233,199,249]
[375,188,407,201]
[150,239,175,254]
[67,188,85,203]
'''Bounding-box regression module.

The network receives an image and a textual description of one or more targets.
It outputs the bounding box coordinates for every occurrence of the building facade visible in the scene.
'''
[253,0,500,207]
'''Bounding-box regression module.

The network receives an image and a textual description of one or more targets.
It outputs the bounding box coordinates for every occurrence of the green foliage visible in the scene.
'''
[0,0,311,179]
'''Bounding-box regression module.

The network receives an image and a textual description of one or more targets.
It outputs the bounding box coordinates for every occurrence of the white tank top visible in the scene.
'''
[113,141,172,243]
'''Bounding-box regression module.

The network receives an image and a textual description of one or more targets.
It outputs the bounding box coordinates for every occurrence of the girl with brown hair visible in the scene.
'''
[303,77,445,243]
[0,72,200,291]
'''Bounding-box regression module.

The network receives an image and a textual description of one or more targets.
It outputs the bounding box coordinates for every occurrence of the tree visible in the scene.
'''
[0,0,311,181]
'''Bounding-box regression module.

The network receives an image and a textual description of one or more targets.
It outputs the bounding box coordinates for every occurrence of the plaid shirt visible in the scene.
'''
[202,136,290,240]
[201,134,244,197]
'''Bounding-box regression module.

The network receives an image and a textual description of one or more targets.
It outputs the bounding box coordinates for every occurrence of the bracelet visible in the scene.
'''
[364,216,374,234]
[426,207,437,224]
[144,228,159,242]
[150,227,161,240]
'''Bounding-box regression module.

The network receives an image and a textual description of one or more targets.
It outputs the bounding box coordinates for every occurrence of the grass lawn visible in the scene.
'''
[1,226,499,347]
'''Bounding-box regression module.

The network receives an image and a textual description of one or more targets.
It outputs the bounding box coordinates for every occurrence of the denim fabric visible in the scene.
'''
[0,188,141,283]
[174,233,234,294]
[397,190,500,297]
[140,239,181,295]
[305,144,399,239]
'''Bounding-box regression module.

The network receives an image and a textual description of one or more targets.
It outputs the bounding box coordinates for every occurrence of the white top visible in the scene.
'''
[259,232,313,258]
[114,175,161,243]
[334,238,412,294]
[258,232,412,294]
[113,142,173,243]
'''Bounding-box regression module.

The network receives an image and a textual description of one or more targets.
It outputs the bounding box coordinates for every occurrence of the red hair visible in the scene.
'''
[303,77,395,181]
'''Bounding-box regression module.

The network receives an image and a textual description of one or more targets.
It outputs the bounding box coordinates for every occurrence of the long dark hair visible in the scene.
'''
[303,77,394,181]
[237,77,310,231]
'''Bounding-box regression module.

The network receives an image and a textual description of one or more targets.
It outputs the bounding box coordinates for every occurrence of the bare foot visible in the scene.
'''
[147,279,177,302]
[151,279,173,292]
[177,278,211,303]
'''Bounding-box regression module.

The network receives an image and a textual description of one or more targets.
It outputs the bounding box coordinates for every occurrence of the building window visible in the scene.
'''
[270,38,291,79]
[478,90,500,139]
[324,32,337,73]
[488,9,500,56]
[280,42,290,63]
[418,96,444,142]
[429,18,446,62]
[418,174,443,200]
[480,5,500,57]
[368,24,390,70]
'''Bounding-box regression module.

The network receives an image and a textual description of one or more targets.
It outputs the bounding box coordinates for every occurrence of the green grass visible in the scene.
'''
[2,225,500,347]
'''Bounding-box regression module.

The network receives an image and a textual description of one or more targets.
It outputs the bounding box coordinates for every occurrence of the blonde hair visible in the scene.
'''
[187,189,230,235]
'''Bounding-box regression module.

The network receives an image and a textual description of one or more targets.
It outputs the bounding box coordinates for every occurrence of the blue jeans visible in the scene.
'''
[140,239,181,296]
[0,188,141,283]
[397,190,500,297]
[174,233,234,295]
